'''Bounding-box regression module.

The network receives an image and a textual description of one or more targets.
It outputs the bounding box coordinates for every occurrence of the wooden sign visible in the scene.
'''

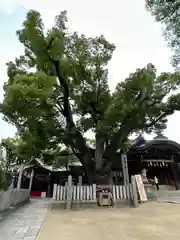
[135,174,147,202]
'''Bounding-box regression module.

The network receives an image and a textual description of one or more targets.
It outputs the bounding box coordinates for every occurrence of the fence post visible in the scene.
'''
[78,175,82,185]
[93,184,96,202]
[131,175,138,208]
[52,184,57,200]
[67,175,72,209]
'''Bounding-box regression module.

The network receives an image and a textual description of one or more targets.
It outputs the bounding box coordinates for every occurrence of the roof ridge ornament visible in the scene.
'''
[132,134,146,146]
[153,132,168,140]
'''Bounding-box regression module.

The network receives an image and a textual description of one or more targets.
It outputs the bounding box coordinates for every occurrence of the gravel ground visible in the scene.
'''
[36,201,180,240]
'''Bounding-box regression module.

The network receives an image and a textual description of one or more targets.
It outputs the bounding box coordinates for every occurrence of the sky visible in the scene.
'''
[0,0,179,142]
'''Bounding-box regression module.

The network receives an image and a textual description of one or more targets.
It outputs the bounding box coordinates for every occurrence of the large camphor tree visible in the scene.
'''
[1,10,180,184]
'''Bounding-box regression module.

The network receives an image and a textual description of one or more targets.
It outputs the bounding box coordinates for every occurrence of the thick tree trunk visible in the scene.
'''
[94,134,113,185]
[94,134,105,171]
[81,153,113,185]
[95,167,113,206]
[79,137,113,185]
[95,165,113,185]
[80,151,95,184]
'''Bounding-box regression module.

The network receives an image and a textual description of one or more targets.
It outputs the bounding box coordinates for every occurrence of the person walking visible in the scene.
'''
[154,176,159,191]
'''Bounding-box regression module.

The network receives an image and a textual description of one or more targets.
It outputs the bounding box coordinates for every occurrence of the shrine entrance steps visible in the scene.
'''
[152,189,180,203]
[151,184,176,191]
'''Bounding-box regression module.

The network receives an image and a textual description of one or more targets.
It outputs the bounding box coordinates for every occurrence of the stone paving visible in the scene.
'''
[1,198,180,240]
[0,198,51,240]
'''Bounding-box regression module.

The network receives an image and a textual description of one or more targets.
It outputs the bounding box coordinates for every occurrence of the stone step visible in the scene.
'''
[152,190,180,193]
[152,190,180,198]
[153,191,180,194]
[158,196,180,199]
[153,193,180,197]
[151,185,176,191]
[158,199,180,204]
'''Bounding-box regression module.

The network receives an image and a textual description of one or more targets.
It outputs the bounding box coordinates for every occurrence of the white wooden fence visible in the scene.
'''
[53,184,97,202]
[52,175,143,209]
[53,184,132,202]
[112,185,131,200]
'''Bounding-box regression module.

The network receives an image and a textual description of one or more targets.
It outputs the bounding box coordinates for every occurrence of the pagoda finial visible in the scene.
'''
[154,131,168,140]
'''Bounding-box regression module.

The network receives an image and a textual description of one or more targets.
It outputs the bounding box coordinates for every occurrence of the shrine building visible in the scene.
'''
[11,134,180,197]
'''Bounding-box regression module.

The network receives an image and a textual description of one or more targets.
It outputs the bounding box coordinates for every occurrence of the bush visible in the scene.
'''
[0,167,10,191]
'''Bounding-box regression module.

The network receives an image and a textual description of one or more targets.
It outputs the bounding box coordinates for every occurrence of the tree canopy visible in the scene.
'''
[1,136,79,170]
[1,10,180,183]
[1,138,18,171]
[145,0,180,69]
[0,136,39,170]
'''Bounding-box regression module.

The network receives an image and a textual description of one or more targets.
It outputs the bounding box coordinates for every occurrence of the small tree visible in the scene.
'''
[1,138,18,172]
[0,165,10,191]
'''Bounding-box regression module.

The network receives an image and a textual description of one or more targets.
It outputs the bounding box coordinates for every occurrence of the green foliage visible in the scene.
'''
[51,147,79,168]
[1,136,77,169]
[1,10,180,179]
[1,136,41,168]
[1,138,18,170]
[145,0,180,69]
[0,166,10,191]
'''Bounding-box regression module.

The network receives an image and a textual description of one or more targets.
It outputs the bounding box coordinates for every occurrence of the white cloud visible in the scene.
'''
[0,0,18,14]
[6,0,173,85]
[0,0,179,142]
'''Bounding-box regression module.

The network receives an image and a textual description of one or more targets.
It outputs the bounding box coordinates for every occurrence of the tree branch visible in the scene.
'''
[144,112,167,129]
[53,60,73,123]
[45,38,75,123]
[55,103,63,113]
[148,83,176,108]
[44,38,91,157]
[69,58,103,122]
[103,89,150,159]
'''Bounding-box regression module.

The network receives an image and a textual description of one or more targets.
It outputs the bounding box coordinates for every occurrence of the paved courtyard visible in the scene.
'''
[0,198,51,240]
[1,200,180,240]
[37,202,180,240]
